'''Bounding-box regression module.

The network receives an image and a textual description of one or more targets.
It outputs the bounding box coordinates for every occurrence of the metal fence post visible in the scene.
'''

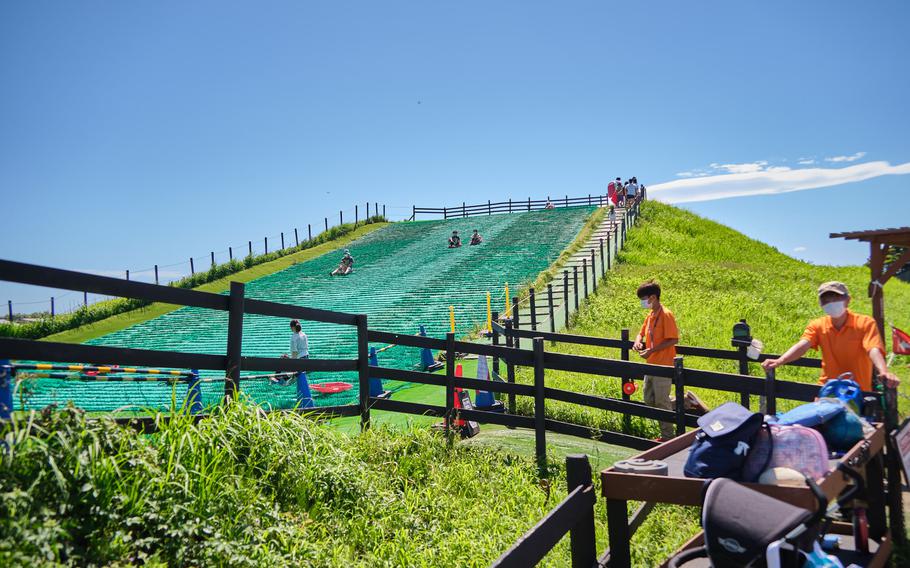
[533,337,547,476]
[445,332,456,441]
[567,454,596,567]
[529,288,537,331]
[224,281,245,399]
[673,357,686,436]
[358,314,370,431]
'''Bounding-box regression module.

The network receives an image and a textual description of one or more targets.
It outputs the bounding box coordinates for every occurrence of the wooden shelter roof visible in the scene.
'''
[830,227,910,246]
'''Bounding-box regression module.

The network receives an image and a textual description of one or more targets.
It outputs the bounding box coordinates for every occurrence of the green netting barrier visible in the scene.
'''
[14,207,594,412]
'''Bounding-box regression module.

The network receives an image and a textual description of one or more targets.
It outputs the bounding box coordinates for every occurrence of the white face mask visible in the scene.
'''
[640,298,651,309]
[822,301,847,318]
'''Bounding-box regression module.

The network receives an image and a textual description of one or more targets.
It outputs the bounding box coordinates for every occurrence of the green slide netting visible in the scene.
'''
[15,207,595,412]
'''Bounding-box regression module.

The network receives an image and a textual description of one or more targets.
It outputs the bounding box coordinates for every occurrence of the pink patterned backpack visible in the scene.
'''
[742,424,829,482]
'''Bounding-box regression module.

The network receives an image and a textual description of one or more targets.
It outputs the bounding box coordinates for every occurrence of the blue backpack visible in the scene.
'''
[777,398,845,428]
[684,403,765,480]
[818,375,863,414]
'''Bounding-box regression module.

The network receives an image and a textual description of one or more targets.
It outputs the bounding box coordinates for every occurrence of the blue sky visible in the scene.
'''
[1,1,908,312]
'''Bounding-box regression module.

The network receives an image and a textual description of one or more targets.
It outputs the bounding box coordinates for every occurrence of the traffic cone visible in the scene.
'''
[474,355,495,408]
[453,363,466,428]
[419,325,437,370]
[296,371,315,409]
[368,347,391,398]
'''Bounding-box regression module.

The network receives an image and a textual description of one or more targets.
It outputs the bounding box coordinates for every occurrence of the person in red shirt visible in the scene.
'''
[761,281,899,391]
[632,280,680,440]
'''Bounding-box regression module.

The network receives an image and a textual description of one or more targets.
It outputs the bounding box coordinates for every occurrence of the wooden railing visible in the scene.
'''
[411,193,617,220]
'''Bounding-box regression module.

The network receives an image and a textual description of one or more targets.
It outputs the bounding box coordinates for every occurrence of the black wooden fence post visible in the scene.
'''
[445,332,456,442]
[599,238,606,277]
[527,197,531,211]
[582,258,588,298]
[154,264,159,284]
[355,204,359,224]
[248,241,253,256]
[566,454,596,568]
[547,284,555,335]
[563,270,570,328]
[621,328,632,433]
[533,337,547,476]
[505,320,516,415]
[358,314,370,431]
[189,257,195,275]
[462,201,466,218]
[512,297,520,330]
[590,249,597,293]
[211,251,216,266]
[738,345,750,409]
[491,310,500,379]
[573,266,579,310]
[280,232,284,250]
[529,288,537,331]
[614,226,619,255]
[125,269,129,281]
[265,236,269,254]
[764,368,777,416]
[339,210,343,225]
[308,224,312,241]
[224,281,245,399]
[294,228,299,247]
[488,199,491,215]
[673,356,686,437]
[229,246,233,261]
[508,198,512,213]
[325,217,328,232]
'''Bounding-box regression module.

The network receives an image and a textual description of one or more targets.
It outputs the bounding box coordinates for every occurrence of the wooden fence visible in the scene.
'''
[412,193,618,220]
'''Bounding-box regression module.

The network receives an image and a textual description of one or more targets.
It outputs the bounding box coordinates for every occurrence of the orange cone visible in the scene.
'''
[453,364,466,427]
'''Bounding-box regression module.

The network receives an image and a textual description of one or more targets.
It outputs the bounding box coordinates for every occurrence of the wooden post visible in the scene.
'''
[621,328,632,433]
[228,247,233,261]
[564,194,568,207]
[599,238,606,277]
[491,310,500,379]
[738,345,750,409]
[125,269,129,281]
[50,297,54,318]
[248,241,253,256]
[582,258,588,298]
[211,251,215,266]
[382,204,385,218]
[547,284,555,335]
[764,368,777,416]
[488,199,491,215]
[587,193,591,206]
[512,296,520,330]
[325,217,328,232]
[529,288,537,331]
[445,332,456,441]
[563,270,570,328]
[6,301,10,323]
[673,356,685,436]
[294,228,299,247]
[190,257,195,275]
[885,384,905,544]
[154,264,159,284]
[606,497,631,567]
[865,452,888,540]
[265,236,269,254]
[280,232,284,250]
[527,197,531,211]
[566,455,596,567]
[614,226,619,256]
[462,201,466,218]
[508,198,512,213]
[355,204,358,224]
[83,291,87,307]
[412,205,415,220]
[224,281,245,398]
[308,224,312,241]
[358,314,370,431]
[573,266,579,310]
[505,320,516,415]
[339,210,343,225]
[533,337,547,475]
[590,249,597,293]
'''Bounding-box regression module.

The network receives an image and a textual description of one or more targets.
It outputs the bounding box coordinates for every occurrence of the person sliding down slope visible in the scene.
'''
[330,249,354,275]
[448,230,462,248]
[469,229,483,245]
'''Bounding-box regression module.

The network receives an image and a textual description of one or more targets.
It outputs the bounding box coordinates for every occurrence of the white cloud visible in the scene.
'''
[793,246,807,252]
[709,161,768,174]
[825,152,866,163]
[647,160,910,204]
[797,159,815,165]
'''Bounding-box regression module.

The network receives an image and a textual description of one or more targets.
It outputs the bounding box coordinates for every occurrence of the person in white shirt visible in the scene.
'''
[626,177,638,201]
[283,319,309,359]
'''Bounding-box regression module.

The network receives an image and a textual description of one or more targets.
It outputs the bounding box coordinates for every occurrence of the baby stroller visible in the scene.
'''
[668,465,863,568]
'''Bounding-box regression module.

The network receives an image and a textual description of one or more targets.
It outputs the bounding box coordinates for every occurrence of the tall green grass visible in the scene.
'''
[0,217,386,341]
[0,400,590,567]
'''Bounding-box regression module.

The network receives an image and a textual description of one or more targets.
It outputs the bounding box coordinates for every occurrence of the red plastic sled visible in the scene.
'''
[311,381,353,395]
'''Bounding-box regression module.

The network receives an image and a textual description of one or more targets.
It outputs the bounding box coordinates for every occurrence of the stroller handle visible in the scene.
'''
[836,464,864,505]
[805,477,829,526]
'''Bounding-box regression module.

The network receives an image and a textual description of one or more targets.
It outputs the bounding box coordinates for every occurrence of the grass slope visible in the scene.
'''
[45,222,389,344]
[515,200,910,563]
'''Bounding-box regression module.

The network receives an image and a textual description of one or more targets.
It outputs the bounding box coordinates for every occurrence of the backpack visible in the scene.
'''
[742,424,829,482]
[684,403,764,480]
[776,398,845,428]
[818,374,863,414]
[820,408,865,452]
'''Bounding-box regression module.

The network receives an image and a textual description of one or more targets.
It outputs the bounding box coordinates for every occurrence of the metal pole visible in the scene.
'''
[7,300,12,323]
[382,204,386,218]
[325,217,328,232]
[529,288,537,331]
[340,210,343,225]
[229,247,233,261]
[224,281,245,398]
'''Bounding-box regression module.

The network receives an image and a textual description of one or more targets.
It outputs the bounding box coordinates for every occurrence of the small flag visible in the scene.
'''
[893,325,910,355]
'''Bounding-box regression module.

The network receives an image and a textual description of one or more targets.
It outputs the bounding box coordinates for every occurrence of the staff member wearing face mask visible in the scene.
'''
[761,281,899,391]
[632,280,680,441]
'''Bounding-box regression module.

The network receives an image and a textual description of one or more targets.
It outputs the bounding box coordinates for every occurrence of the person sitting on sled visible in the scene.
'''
[469,229,483,245]
[331,249,354,275]
[448,230,462,248]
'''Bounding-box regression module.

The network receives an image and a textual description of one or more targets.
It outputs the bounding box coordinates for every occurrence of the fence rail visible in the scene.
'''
[412,193,613,220]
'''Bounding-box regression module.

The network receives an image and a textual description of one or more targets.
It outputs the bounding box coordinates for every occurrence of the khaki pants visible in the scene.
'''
[643,375,674,439]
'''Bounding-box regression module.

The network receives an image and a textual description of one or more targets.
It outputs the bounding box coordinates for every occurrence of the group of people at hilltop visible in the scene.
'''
[633,279,900,441]
[608,176,643,206]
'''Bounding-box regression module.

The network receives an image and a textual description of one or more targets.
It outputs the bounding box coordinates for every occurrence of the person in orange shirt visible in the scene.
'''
[761,281,899,391]
[632,280,680,440]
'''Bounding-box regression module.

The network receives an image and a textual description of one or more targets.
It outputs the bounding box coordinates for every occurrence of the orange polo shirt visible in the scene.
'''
[800,310,885,391]
[639,306,679,366]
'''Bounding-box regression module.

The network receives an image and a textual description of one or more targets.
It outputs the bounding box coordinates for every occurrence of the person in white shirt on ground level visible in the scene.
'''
[279,319,309,384]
